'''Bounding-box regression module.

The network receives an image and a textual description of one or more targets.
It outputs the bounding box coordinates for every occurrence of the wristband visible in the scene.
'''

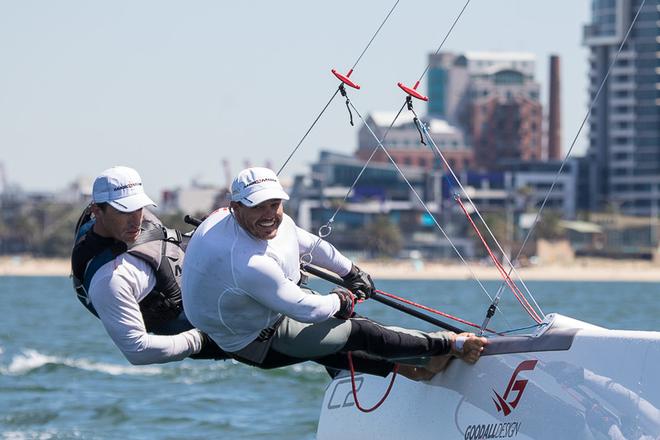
[455,335,467,352]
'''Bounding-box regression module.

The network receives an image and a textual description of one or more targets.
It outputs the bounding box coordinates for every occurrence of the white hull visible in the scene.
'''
[317,314,660,439]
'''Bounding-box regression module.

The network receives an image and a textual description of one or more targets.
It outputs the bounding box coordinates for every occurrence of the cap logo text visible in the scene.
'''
[114,182,142,191]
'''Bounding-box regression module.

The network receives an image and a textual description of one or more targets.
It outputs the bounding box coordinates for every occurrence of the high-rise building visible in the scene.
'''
[427,52,544,170]
[584,0,660,215]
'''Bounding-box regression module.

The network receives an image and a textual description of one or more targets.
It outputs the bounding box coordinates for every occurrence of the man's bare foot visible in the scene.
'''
[397,364,435,382]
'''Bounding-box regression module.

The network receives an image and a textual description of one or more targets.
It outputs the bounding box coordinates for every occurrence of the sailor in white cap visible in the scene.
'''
[71,166,226,365]
[182,167,486,379]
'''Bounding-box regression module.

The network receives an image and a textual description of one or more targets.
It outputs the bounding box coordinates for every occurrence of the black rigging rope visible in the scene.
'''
[276,0,402,176]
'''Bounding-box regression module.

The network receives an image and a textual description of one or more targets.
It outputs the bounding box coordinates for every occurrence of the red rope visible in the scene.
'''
[347,351,399,413]
[374,289,498,333]
[458,197,541,323]
[454,197,542,324]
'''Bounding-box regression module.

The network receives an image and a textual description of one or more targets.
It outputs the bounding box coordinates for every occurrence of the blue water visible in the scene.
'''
[2,276,659,439]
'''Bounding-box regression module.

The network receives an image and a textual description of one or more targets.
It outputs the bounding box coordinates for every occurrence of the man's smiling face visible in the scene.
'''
[231,199,284,240]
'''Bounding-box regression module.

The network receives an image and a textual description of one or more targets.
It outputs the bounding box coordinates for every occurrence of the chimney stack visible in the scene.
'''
[548,55,561,160]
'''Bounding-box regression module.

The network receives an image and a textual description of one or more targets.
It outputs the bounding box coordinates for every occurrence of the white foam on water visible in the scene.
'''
[2,428,86,440]
[288,363,326,374]
[0,349,162,376]
[2,429,66,440]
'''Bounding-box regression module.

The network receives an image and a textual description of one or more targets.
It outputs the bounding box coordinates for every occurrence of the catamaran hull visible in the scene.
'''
[317,314,660,439]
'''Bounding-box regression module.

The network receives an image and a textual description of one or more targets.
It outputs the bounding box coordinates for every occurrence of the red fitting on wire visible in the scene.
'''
[332,68,361,89]
[397,80,428,101]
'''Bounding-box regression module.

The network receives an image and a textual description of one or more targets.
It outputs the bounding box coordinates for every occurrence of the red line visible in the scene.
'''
[455,197,542,323]
[375,289,496,332]
[348,352,399,412]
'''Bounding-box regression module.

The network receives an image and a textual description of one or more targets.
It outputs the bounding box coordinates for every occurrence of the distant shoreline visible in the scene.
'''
[357,260,660,282]
[2,255,660,282]
[0,257,73,277]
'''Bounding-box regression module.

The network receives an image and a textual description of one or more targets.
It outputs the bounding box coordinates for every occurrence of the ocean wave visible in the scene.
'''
[0,349,163,377]
[2,428,85,440]
[288,362,327,374]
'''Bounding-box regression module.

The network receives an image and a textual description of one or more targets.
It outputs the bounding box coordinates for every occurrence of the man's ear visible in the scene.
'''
[229,201,241,212]
[90,204,103,218]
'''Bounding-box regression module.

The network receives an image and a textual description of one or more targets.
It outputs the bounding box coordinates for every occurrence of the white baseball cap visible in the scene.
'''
[231,167,289,207]
[92,166,157,212]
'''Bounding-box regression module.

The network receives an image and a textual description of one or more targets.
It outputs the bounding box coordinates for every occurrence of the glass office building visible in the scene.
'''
[584,0,660,214]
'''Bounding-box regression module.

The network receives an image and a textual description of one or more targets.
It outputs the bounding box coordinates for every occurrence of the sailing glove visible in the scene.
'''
[190,331,230,360]
[341,264,375,301]
[332,287,355,320]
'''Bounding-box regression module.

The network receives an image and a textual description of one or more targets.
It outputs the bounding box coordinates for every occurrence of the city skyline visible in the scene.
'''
[0,1,590,195]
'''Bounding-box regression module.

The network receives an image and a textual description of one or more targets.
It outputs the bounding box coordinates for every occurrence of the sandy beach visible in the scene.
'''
[2,255,660,282]
[357,259,660,282]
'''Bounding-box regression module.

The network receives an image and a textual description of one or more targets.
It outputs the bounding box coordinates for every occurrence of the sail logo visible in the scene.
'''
[492,360,538,416]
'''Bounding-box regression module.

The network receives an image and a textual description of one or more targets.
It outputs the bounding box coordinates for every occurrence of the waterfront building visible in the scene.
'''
[355,112,474,173]
[289,151,473,259]
[289,151,579,259]
[583,0,660,215]
[427,51,544,169]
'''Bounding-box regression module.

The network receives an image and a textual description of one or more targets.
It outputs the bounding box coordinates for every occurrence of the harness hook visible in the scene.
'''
[339,84,355,126]
[405,95,426,146]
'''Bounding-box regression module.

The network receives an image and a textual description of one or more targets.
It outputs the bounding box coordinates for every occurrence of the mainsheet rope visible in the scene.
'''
[347,352,399,413]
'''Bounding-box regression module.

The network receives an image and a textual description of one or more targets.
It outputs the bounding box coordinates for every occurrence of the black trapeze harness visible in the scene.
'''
[71,207,187,331]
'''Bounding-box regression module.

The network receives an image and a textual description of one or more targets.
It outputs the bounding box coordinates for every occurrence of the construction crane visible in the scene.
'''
[221,158,231,191]
[0,161,6,194]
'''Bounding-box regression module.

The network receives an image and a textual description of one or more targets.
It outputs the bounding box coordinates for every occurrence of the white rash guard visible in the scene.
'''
[182,208,353,353]
[88,254,203,365]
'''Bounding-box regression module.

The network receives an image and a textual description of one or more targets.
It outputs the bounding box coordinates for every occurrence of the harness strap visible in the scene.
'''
[257,316,285,342]
[130,225,182,247]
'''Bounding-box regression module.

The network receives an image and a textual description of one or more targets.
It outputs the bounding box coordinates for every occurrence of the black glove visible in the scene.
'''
[332,287,355,320]
[189,331,229,360]
[341,264,375,301]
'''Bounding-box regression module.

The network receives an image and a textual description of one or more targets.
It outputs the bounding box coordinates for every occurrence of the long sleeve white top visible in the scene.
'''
[88,254,203,365]
[182,208,353,352]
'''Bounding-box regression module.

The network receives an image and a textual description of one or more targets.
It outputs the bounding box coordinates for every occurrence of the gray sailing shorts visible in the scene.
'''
[233,288,443,365]
[269,286,353,358]
[270,315,353,358]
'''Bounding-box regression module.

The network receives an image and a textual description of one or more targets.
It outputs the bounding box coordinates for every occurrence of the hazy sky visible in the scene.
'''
[0,1,591,196]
